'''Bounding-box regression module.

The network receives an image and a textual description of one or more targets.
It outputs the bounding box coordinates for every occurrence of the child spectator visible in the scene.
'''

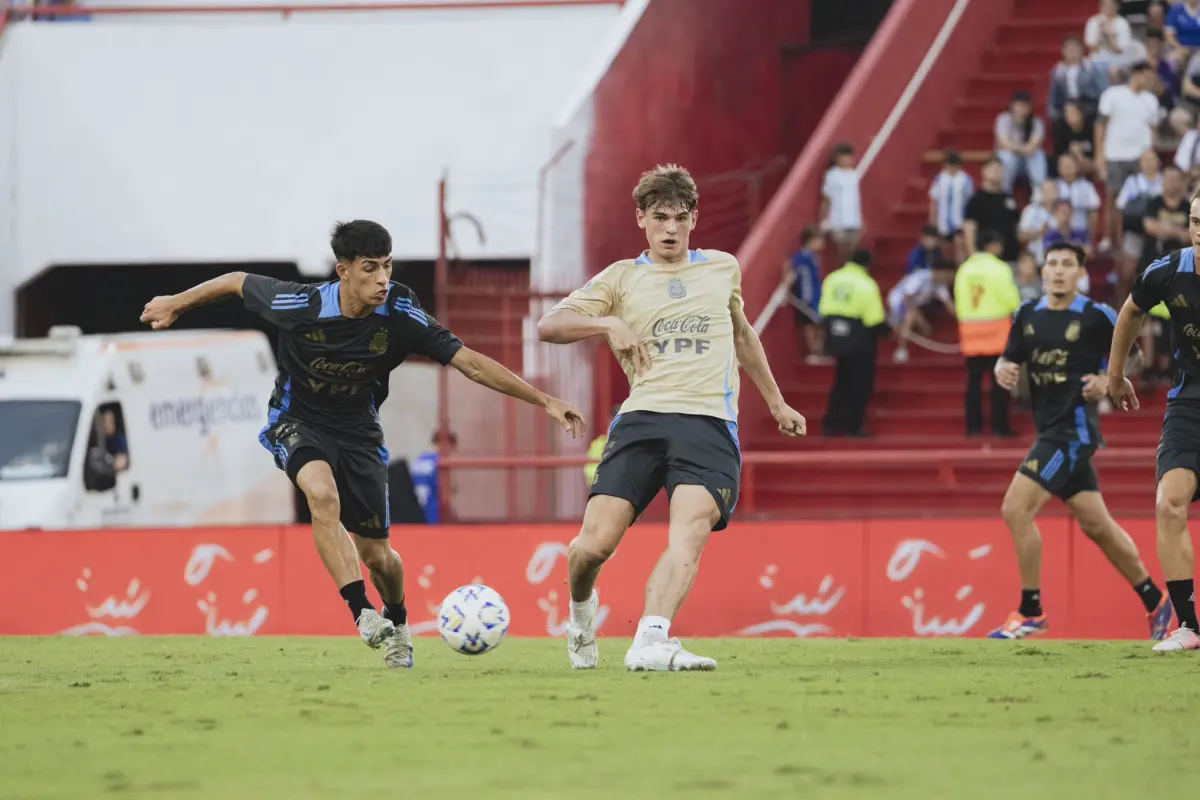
[783,226,830,365]
[1055,153,1103,242]
[1019,179,1060,263]
[907,225,951,274]
[928,149,974,263]
[887,265,956,364]
[1016,252,1044,303]
[821,142,862,262]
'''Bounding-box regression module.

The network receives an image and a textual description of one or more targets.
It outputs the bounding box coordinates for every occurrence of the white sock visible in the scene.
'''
[634,615,670,647]
[569,596,594,627]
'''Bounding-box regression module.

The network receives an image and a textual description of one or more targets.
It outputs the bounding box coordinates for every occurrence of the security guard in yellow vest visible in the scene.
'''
[584,406,621,485]
[954,229,1021,436]
[818,249,886,436]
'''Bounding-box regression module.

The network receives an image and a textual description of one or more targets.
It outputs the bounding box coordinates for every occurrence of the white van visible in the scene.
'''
[0,326,295,530]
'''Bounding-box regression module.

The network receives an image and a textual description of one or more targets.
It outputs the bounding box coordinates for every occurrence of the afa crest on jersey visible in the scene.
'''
[1065,321,1080,342]
[370,329,389,354]
[668,278,687,299]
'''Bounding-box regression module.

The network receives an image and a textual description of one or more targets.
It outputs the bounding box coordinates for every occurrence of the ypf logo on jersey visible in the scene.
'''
[667,278,687,299]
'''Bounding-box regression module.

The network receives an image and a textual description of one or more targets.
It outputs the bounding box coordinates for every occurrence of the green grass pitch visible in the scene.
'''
[0,637,1194,798]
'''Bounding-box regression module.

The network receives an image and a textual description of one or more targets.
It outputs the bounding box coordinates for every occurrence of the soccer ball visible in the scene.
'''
[437,584,510,655]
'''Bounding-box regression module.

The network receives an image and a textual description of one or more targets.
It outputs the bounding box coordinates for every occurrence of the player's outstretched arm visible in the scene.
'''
[731,308,805,437]
[140,272,248,329]
[449,347,586,437]
[537,309,652,375]
[1106,298,1144,411]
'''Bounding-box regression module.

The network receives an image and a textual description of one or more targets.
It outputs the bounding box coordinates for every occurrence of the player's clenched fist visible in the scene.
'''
[605,318,652,376]
[771,403,806,437]
[140,295,181,330]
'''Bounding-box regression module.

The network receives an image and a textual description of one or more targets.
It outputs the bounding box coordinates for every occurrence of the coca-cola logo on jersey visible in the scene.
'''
[651,315,710,337]
[1184,323,1200,340]
[309,358,370,379]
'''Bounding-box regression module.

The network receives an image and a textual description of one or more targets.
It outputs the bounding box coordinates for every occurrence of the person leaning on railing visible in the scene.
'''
[816,249,886,438]
[955,229,1022,438]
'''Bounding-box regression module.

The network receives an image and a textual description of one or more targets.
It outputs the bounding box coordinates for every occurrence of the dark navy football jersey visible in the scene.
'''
[1003,293,1117,441]
[1131,247,1200,403]
[242,275,463,444]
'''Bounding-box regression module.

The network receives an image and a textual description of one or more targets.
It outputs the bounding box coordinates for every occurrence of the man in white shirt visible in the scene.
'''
[1086,0,1137,80]
[1095,61,1160,248]
[821,142,863,263]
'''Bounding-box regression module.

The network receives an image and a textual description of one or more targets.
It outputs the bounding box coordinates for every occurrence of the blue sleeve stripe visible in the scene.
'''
[1097,303,1118,325]
[393,298,429,325]
[271,301,309,310]
[271,298,309,307]
[1145,256,1172,275]
[273,293,307,299]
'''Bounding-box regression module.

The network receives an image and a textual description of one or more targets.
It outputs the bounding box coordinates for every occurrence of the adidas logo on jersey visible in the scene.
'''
[1172,295,1189,309]
[1022,459,1039,474]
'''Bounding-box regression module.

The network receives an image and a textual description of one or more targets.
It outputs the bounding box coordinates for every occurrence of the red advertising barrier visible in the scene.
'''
[0,519,1169,639]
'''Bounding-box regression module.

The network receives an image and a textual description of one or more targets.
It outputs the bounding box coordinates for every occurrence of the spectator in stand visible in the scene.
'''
[928,149,974,263]
[995,91,1049,193]
[1087,0,1139,81]
[964,156,1022,264]
[1019,179,1061,263]
[783,225,830,365]
[1169,45,1200,134]
[1145,29,1181,120]
[887,263,956,364]
[1049,37,1107,130]
[820,142,862,263]
[1115,148,1163,293]
[1055,153,1103,244]
[1052,101,1099,178]
[1043,200,1093,262]
[1141,163,1191,265]
[1016,252,1044,303]
[1174,115,1200,187]
[955,229,1020,438]
[1096,61,1160,250]
[907,225,951,274]
[1166,0,1200,65]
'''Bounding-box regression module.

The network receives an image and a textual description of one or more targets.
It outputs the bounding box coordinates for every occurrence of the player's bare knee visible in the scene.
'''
[358,542,394,574]
[1000,491,1035,531]
[1155,491,1189,533]
[305,482,341,523]
[570,527,617,569]
[1076,513,1114,543]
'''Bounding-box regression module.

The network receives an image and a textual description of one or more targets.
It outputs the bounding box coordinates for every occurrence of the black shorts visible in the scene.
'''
[589,411,741,531]
[260,419,391,538]
[1018,436,1099,500]
[1157,405,1200,501]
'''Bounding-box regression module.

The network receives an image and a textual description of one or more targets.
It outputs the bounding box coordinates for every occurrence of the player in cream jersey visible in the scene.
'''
[539,164,806,672]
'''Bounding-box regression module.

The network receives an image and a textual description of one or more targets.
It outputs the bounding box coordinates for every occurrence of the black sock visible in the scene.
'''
[383,601,408,626]
[1167,579,1198,631]
[1133,577,1164,614]
[339,580,374,623]
[1019,588,1043,618]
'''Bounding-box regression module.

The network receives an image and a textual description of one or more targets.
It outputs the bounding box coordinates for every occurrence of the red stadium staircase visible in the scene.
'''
[741,0,1166,519]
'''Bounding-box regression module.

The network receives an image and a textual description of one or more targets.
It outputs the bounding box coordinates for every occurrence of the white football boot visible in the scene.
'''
[384,623,413,668]
[356,609,395,649]
[625,638,717,672]
[1153,625,1200,652]
[565,590,599,669]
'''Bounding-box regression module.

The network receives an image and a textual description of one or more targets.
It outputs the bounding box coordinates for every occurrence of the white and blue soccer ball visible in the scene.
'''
[437,584,510,655]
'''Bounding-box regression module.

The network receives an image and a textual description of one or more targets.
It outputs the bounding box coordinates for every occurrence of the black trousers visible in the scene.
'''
[824,354,876,436]
[965,355,1012,435]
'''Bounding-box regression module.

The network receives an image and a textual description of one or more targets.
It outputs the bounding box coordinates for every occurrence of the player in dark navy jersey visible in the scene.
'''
[141,220,585,667]
[990,242,1171,640]
[1110,205,1200,651]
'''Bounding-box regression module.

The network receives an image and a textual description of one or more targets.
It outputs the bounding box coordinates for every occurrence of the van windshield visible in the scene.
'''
[0,400,81,481]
